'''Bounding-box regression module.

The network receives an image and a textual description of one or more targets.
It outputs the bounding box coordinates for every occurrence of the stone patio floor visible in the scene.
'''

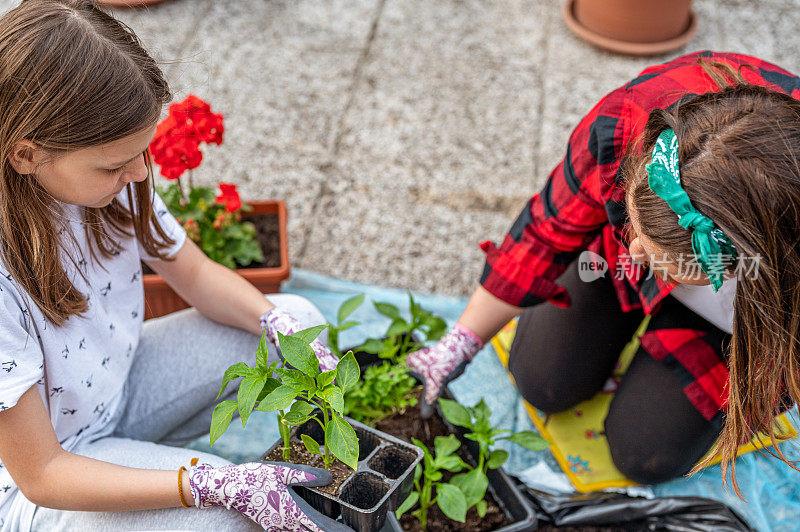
[12,0,800,296]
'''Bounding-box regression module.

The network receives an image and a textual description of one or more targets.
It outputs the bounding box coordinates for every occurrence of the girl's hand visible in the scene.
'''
[188,461,352,532]
[260,308,339,371]
[405,324,483,418]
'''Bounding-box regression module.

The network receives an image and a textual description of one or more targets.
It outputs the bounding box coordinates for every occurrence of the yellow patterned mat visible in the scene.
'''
[492,318,798,492]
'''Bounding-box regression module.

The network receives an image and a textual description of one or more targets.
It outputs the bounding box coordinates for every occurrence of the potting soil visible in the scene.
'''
[375,389,511,532]
[263,439,352,495]
[186,268,800,532]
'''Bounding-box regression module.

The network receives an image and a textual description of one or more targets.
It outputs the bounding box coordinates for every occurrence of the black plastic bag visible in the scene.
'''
[519,483,754,532]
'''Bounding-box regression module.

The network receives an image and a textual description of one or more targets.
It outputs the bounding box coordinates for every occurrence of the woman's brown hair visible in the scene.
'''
[0,0,175,325]
[623,58,800,494]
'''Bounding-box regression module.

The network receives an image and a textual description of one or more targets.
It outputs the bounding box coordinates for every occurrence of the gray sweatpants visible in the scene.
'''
[31,294,328,532]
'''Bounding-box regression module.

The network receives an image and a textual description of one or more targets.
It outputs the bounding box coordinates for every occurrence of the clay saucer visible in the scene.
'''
[562,0,698,57]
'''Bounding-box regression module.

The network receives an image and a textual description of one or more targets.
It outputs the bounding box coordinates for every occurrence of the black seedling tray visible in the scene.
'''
[261,416,423,532]
[352,347,537,532]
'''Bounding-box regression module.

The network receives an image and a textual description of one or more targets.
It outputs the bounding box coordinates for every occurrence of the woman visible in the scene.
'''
[408,50,800,491]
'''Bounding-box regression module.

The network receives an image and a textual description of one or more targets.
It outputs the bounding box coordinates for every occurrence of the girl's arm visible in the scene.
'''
[0,385,194,510]
[457,286,522,344]
[145,238,272,336]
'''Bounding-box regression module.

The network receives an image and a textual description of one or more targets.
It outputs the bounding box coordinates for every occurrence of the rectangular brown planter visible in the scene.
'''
[142,199,290,319]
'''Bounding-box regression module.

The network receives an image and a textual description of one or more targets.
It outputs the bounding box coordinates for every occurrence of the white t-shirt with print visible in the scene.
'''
[0,189,186,532]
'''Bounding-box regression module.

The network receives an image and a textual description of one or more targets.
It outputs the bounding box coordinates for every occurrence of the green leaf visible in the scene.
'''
[275,368,315,391]
[487,449,509,469]
[256,378,280,402]
[289,399,315,417]
[357,338,384,354]
[395,491,419,518]
[338,321,358,332]
[256,384,300,412]
[373,301,400,319]
[423,316,447,341]
[216,362,250,399]
[319,385,345,414]
[237,373,267,426]
[505,431,551,451]
[436,454,468,472]
[451,468,488,509]
[278,332,319,377]
[289,324,328,344]
[434,434,461,458]
[471,399,492,432]
[338,294,365,323]
[336,351,360,392]
[386,318,411,337]
[255,330,270,368]
[476,499,488,517]
[438,398,472,429]
[209,400,238,447]
[326,415,359,470]
[317,369,337,389]
[301,434,321,455]
[436,483,467,523]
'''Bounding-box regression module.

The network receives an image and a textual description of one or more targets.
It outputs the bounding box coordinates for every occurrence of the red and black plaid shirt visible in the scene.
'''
[480,51,800,421]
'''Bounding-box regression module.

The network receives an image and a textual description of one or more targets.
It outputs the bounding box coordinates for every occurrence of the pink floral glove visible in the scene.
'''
[188,461,352,532]
[260,308,339,371]
[405,323,483,418]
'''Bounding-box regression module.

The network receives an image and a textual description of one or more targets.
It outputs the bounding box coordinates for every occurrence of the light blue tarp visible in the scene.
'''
[187,269,800,532]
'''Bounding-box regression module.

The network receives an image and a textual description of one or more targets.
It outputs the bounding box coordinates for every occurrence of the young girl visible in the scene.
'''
[0,1,349,531]
[408,50,800,491]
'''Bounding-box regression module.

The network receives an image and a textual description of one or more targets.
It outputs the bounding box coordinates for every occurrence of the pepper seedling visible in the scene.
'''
[210,325,362,470]
[438,397,550,516]
[396,435,470,530]
[358,291,447,363]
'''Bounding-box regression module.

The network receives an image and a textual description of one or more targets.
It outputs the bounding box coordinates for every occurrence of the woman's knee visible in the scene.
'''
[509,360,586,414]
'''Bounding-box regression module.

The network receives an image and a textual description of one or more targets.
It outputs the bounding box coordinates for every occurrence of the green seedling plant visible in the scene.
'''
[396,435,470,530]
[210,325,362,471]
[327,293,365,358]
[358,291,447,364]
[343,361,419,425]
[438,397,550,516]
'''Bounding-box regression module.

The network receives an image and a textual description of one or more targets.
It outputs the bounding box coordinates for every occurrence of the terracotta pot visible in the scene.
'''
[563,0,697,56]
[142,199,290,319]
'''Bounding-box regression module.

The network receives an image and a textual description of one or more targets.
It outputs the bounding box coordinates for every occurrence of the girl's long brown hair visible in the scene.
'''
[0,0,175,325]
[623,58,800,495]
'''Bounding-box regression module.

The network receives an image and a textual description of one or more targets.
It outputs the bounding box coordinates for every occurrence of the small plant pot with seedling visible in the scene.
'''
[261,415,422,532]
[329,294,542,531]
[210,325,421,532]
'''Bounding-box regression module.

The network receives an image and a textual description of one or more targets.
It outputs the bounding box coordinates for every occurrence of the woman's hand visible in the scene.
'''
[260,308,339,371]
[405,324,483,418]
[188,461,351,532]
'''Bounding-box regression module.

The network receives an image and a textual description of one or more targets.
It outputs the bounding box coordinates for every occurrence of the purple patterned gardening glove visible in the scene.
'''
[260,307,339,371]
[188,461,352,532]
[406,323,483,419]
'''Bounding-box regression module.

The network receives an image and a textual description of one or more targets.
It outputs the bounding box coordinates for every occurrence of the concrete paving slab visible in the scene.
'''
[298,183,522,296]
[333,0,548,201]
[145,0,378,255]
[106,0,211,71]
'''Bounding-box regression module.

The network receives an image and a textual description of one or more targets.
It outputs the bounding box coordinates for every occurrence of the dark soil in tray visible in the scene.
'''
[241,212,281,269]
[141,212,281,275]
[264,439,352,495]
[375,390,510,532]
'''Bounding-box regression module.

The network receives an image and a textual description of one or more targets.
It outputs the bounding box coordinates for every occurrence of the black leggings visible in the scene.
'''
[508,262,727,485]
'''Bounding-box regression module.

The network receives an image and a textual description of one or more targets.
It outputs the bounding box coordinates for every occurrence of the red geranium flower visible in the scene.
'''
[215,183,242,213]
[148,95,223,180]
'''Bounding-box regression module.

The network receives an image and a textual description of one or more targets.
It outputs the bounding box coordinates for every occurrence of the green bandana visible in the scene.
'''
[645,128,737,292]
